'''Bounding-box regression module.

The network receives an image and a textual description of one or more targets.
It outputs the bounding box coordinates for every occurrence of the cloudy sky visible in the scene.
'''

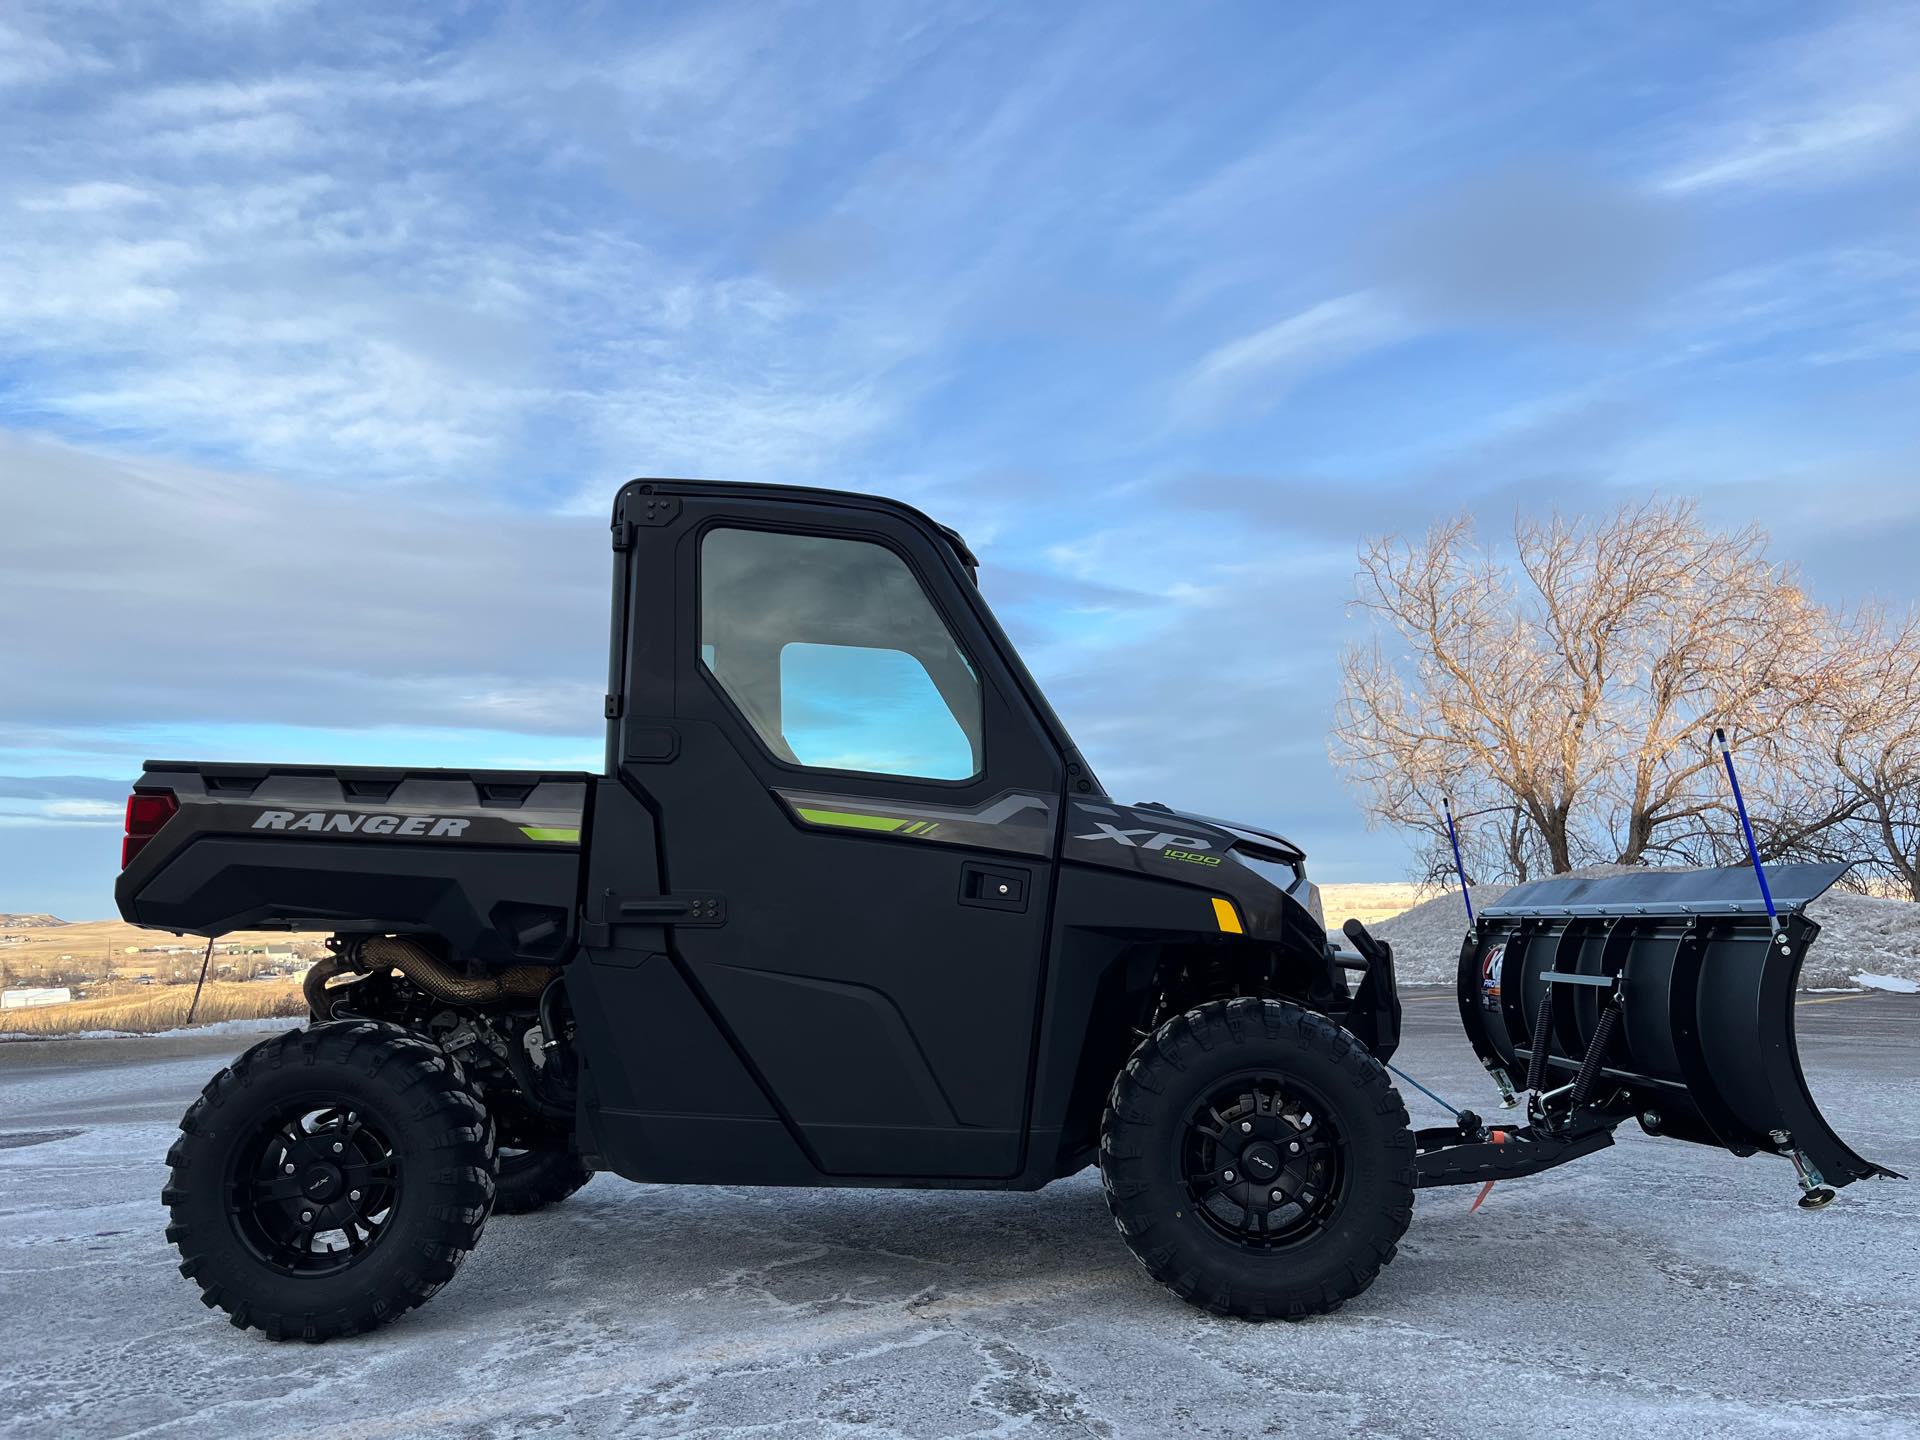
[4,2,1920,920]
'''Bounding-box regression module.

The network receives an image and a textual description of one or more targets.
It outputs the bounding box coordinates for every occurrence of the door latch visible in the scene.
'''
[959,863,1030,914]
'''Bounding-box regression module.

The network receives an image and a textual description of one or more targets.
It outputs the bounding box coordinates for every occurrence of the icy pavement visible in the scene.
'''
[2,994,1915,1440]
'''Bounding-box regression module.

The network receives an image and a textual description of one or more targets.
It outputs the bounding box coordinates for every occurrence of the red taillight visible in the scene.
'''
[122,790,179,869]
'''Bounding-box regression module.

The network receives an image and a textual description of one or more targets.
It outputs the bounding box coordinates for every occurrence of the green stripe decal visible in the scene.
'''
[519,826,582,844]
[795,807,908,832]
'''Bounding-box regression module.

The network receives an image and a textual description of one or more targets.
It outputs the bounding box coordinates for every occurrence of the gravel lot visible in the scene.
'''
[2,992,1914,1439]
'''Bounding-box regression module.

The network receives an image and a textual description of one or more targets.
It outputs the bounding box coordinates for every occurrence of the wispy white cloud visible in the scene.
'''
[0,430,607,738]
[0,12,108,89]
[42,800,121,820]
[1648,246,1920,371]
[0,3,990,492]
[1176,293,1410,423]
[1653,5,1920,194]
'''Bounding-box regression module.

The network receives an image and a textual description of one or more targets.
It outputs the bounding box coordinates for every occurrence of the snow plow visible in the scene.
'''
[1433,863,1902,1206]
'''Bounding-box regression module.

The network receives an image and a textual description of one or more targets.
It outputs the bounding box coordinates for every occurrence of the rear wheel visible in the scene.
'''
[163,1020,495,1341]
[1100,997,1414,1319]
[493,1143,592,1215]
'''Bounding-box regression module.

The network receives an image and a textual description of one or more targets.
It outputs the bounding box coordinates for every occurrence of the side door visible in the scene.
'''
[632,496,1064,1179]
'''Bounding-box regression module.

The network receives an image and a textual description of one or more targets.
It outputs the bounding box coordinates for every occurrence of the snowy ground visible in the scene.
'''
[2,995,1915,1440]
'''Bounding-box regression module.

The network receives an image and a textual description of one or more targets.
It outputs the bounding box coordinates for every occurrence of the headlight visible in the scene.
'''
[1229,849,1323,926]
[1230,849,1299,891]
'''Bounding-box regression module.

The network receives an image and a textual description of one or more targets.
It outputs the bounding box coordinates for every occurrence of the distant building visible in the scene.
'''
[2,987,73,1010]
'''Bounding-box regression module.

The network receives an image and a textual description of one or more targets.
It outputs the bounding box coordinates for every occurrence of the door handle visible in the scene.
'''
[959,862,1030,913]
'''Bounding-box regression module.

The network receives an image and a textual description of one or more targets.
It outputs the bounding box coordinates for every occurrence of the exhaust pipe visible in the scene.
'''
[306,936,557,1016]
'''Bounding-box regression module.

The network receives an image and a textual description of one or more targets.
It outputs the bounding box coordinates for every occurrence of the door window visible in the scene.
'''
[699,527,983,780]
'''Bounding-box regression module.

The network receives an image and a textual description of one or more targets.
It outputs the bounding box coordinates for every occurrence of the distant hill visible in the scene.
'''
[1318,882,1426,931]
[0,914,65,929]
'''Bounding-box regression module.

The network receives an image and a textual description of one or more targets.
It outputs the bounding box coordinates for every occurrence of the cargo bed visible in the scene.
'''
[115,761,590,964]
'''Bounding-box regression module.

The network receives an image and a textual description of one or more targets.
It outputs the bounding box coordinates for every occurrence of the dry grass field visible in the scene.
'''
[0,978,306,1035]
[0,917,325,979]
[1,915,325,1036]
[1317,881,1429,930]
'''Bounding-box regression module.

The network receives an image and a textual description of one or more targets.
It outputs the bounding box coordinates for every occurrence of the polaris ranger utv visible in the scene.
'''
[117,479,1897,1340]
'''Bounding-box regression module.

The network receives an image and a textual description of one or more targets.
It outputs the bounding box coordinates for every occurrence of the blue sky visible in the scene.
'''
[3,2,1920,919]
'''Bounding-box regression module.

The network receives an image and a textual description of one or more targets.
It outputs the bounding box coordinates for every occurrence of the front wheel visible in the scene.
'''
[1100,997,1414,1319]
[162,1020,496,1341]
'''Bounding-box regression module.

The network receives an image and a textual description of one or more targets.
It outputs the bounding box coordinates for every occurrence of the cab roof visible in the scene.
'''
[613,478,979,573]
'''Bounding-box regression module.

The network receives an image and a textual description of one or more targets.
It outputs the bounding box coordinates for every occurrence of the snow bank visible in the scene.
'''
[1851,972,1919,994]
[0,1017,291,1044]
[1357,870,1920,990]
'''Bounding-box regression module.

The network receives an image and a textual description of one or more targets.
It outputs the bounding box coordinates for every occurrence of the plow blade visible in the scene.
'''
[1456,863,1901,1194]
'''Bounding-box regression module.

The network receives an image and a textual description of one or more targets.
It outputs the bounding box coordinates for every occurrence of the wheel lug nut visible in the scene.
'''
[1289,1142,1300,1153]
[1223,1170,1235,1182]
[350,1189,361,1201]
[1271,1190,1283,1202]
[283,1163,295,1174]
[301,1211,313,1222]
[332,1142,343,1153]
[1240,1121,1252,1132]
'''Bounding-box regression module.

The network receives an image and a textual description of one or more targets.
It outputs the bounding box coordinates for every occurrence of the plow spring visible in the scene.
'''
[1411,863,1903,1205]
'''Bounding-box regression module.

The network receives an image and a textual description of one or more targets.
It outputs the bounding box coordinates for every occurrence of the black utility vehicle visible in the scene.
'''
[118,480,1896,1340]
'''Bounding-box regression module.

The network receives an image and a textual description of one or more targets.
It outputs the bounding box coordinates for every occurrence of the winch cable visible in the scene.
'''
[1386,1062,1460,1118]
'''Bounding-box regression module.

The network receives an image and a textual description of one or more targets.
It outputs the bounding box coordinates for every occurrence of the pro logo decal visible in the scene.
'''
[1480,944,1504,1009]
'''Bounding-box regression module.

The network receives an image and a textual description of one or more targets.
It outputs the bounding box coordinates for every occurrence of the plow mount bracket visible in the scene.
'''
[1413,1110,1620,1188]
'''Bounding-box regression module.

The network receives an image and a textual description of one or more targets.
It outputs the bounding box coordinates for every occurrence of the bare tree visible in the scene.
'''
[1803,606,1920,899]
[1333,499,1853,879]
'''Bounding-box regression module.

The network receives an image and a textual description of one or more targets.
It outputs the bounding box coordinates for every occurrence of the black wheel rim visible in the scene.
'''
[226,1099,400,1276]
[1177,1070,1348,1251]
